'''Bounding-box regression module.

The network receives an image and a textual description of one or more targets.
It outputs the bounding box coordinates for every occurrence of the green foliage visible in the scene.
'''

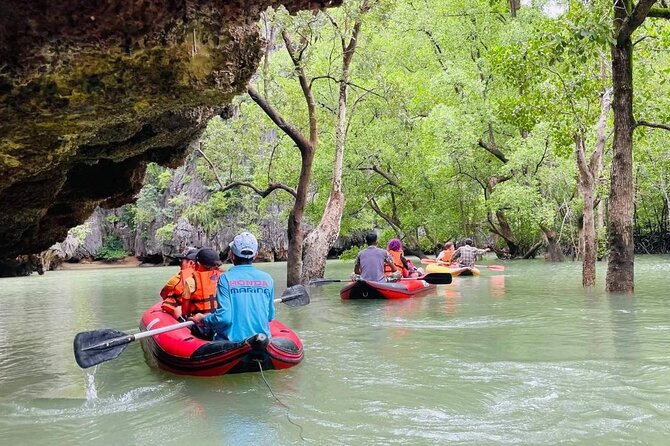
[134,183,160,227]
[69,223,91,243]
[339,246,362,261]
[157,170,173,192]
[98,235,129,261]
[108,0,670,261]
[155,223,176,243]
[104,214,120,224]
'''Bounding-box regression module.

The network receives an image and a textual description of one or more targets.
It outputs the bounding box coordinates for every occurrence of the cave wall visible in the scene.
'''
[0,0,342,267]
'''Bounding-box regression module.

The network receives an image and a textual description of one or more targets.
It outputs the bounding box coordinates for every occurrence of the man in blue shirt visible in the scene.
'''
[190,232,275,343]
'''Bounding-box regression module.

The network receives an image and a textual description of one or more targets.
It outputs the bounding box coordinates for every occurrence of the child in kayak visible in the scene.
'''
[385,238,421,278]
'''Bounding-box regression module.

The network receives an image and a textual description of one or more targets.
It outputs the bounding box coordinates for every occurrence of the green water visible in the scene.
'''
[0,257,669,445]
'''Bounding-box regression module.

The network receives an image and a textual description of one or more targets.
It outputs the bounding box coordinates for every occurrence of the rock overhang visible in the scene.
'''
[0,0,342,264]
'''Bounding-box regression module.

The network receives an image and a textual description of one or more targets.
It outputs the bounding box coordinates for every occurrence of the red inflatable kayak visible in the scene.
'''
[340,278,436,300]
[139,302,303,376]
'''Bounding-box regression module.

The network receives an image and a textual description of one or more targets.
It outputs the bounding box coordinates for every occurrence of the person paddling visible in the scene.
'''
[190,232,275,343]
[353,232,400,282]
[450,238,491,268]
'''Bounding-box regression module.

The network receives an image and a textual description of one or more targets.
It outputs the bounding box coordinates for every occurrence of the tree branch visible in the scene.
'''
[590,87,613,173]
[219,181,297,199]
[196,145,226,190]
[453,158,487,193]
[647,7,670,18]
[617,0,657,44]
[309,75,386,99]
[348,181,390,216]
[357,165,402,189]
[636,120,670,131]
[247,86,313,154]
[574,132,591,182]
[533,136,549,175]
[196,145,297,199]
[477,139,509,163]
[369,198,404,237]
[282,30,318,145]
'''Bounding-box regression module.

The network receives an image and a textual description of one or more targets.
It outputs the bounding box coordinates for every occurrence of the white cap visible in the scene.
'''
[229,232,258,259]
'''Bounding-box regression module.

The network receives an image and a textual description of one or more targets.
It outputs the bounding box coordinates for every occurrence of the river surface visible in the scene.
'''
[0,257,669,445]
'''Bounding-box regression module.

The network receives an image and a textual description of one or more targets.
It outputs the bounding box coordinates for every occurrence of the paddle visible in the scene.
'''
[309,272,452,286]
[73,285,309,369]
[420,258,505,271]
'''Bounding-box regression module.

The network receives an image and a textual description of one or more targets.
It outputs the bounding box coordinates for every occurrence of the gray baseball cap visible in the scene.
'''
[229,232,258,259]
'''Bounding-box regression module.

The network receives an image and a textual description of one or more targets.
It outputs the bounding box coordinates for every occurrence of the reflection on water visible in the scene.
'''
[489,274,506,298]
[0,257,669,445]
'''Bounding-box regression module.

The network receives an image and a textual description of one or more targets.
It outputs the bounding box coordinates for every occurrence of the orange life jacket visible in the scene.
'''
[438,248,455,263]
[385,250,409,277]
[160,266,194,316]
[187,269,221,316]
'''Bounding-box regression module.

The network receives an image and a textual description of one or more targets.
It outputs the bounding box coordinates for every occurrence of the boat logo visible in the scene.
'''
[146,318,161,330]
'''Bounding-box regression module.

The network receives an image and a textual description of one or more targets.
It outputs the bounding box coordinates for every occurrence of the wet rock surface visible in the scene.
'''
[0,0,341,274]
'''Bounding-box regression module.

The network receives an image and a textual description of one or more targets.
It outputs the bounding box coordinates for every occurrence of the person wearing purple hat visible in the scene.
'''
[385,238,420,278]
[190,232,275,343]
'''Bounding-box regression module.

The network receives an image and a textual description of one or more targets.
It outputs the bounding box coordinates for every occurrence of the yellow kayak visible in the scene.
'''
[426,263,480,277]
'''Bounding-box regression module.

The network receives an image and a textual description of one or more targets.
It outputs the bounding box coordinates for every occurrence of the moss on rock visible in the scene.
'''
[0,0,341,273]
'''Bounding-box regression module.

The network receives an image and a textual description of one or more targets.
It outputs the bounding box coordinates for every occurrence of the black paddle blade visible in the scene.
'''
[307,278,344,286]
[280,285,310,307]
[73,329,133,369]
[420,273,452,285]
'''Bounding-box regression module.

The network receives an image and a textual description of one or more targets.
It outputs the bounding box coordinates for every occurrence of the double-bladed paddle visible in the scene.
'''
[73,285,310,369]
[420,258,505,271]
[309,272,452,286]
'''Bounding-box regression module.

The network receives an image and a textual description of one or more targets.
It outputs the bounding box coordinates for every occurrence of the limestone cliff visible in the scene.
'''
[0,0,341,274]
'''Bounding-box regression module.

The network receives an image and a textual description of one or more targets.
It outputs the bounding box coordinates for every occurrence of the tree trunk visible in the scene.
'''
[286,148,314,286]
[492,210,521,256]
[660,170,670,231]
[541,225,565,262]
[576,87,612,286]
[606,37,635,292]
[301,5,368,282]
[302,78,346,280]
[580,179,597,284]
[509,0,521,17]
[302,189,344,280]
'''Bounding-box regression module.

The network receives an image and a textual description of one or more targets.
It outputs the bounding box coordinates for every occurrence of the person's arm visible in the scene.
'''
[160,273,179,299]
[384,253,397,271]
[181,277,195,316]
[436,251,445,262]
[200,275,232,328]
[450,248,461,263]
[354,254,362,274]
[267,282,275,322]
[400,255,411,270]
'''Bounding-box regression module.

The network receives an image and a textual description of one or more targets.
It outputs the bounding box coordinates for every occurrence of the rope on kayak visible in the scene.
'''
[256,360,306,442]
